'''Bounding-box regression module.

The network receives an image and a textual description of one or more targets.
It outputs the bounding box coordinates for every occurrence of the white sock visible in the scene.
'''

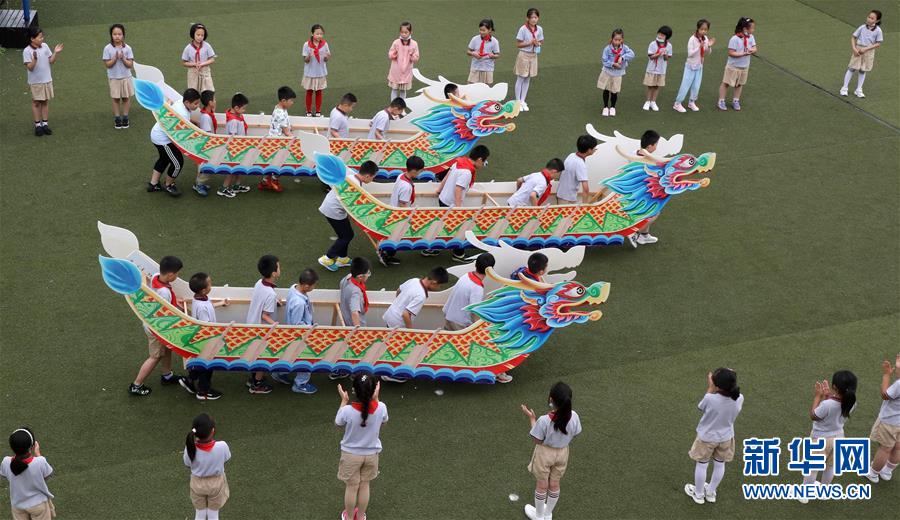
[856,71,866,90]
[821,466,835,485]
[694,461,708,497]
[545,490,559,515]
[520,76,531,101]
[390,88,399,101]
[708,460,726,494]
[802,471,818,485]
[533,490,546,517]
[884,461,897,475]
[206,509,219,520]
[194,509,206,520]
[842,69,853,89]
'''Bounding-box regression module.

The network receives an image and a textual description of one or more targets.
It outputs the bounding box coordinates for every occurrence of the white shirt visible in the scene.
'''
[23,43,53,84]
[468,35,500,71]
[368,109,391,140]
[530,411,582,449]
[191,297,216,322]
[726,33,756,69]
[318,188,347,220]
[183,440,231,477]
[181,41,216,64]
[339,275,367,326]
[853,24,883,47]
[390,175,414,207]
[268,106,291,137]
[336,401,389,455]
[301,40,330,77]
[150,100,191,145]
[557,153,588,202]
[645,41,673,75]
[198,111,215,133]
[383,278,427,328]
[0,456,54,510]
[438,162,474,207]
[811,398,855,438]
[225,114,246,136]
[878,380,900,426]
[329,107,350,138]
[442,273,484,326]
[246,279,277,324]
[101,43,134,79]
[695,393,744,443]
[515,24,544,53]
[507,171,548,207]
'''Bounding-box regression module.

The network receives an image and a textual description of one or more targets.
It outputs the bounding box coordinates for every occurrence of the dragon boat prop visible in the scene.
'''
[132,63,519,181]
[315,133,716,252]
[97,222,608,384]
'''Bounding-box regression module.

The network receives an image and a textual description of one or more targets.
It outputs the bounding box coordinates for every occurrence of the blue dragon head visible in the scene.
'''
[604,146,716,221]
[411,92,520,158]
[468,268,609,353]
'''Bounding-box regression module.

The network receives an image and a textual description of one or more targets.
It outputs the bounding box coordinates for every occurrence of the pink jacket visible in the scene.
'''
[387,38,420,85]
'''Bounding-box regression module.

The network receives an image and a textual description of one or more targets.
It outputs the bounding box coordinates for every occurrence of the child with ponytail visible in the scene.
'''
[335,374,388,520]
[520,382,582,520]
[684,368,743,505]
[301,24,330,117]
[1,428,55,520]
[866,353,900,483]
[184,414,231,520]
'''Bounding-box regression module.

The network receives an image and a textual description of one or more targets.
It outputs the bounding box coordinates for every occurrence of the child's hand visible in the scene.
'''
[520,404,536,420]
[32,50,37,61]
[337,383,349,403]
[853,48,860,56]
[884,359,894,375]
[709,37,716,46]
[54,43,64,53]
[277,298,285,307]
[222,298,230,307]
[373,381,381,401]
[33,441,41,456]
[895,353,900,372]
[613,62,622,69]
[706,371,715,392]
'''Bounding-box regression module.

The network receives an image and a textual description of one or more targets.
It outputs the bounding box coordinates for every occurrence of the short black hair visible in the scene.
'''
[427,266,449,284]
[400,21,412,32]
[528,252,548,273]
[189,272,210,294]
[576,134,598,153]
[257,254,279,278]
[526,8,540,18]
[469,145,490,162]
[200,90,215,108]
[640,130,660,149]
[231,92,249,108]
[389,97,407,109]
[189,23,207,41]
[475,253,495,275]
[28,26,43,40]
[183,88,201,103]
[406,155,425,171]
[350,257,371,277]
[657,25,673,41]
[443,83,459,99]
[359,161,378,176]
[546,157,564,171]
[479,18,494,31]
[340,92,358,105]
[277,86,297,101]
[299,269,319,286]
[159,255,184,275]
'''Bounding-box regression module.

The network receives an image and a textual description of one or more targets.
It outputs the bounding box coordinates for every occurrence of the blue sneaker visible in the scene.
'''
[732,99,742,111]
[193,184,209,197]
[292,382,318,394]
[271,372,294,385]
[717,100,727,111]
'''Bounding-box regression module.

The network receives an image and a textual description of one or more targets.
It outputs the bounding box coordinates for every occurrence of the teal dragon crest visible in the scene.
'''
[411,92,520,158]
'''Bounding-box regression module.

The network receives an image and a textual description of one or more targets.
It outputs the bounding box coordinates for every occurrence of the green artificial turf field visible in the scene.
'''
[1,1,898,518]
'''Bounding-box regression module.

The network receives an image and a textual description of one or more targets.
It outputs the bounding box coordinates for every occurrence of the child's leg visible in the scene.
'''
[674,70,692,103]
[31,99,42,124]
[609,92,618,108]
[855,71,867,91]
[123,96,131,117]
[315,90,323,113]
[194,509,206,520]
[163,144,184,186]
[206,509,219,520]
[112,98,121,117]
[356,480,371,516]
[602,89,610,108]
[545,480,561,516]
[718,82,729,102]
[733,84,744,101]
[40,100,49,122]
[160,349,173,375]
[519,76,531,101]
[693,460,708,497]
[305,90,314,113]
[325,217,354,259]
[842,69,855,89]
[533,479,549,518]
[390,88,399,101]
[645,86,653,101]
[343,482,359,518]
[802,470,819,485]
[134,356,160,385]
[872,444,891,472]
[690,68,703,102]
[515,76,524,100]
[707,459,726,493]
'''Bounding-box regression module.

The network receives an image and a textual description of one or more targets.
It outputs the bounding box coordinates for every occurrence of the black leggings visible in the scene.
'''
[602,90,618,108]
[153,143,184,179]
[326,217,354,259]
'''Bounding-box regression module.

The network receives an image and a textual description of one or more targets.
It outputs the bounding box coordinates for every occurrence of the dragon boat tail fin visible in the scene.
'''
[314,153,350,187]
[134,79,165,111]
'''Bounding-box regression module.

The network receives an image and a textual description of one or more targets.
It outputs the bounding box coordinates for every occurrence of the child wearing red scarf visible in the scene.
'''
[2,428,55,519]
[219,93,251,197]
[718,17,757,111]
[380,156,425,266]
[673,19,714,113]
[466,19,500,85]
[442,253,495,330]
[301,24,330,117]
[181,23,216,92]
[513,8,544,110]
[192,90,218,197]
[597,28,635,117]
[184,413,231,520]
[507,158,564,207]
[642,26,673,112]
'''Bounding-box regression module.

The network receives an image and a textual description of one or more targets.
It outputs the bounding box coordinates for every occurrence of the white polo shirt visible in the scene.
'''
[442,273,485,326]
[191,297,216,322]
[151,100,191,145]
[878,380,900,426]
[557,152,588,202]
[246,279,277,324]
[318,188,347,220]
[183,440,231,477]
[368,109,391,139]
[468,35,500,71]
[198,111,215,133]
[336,401,389,455]
[811,398,855,438]
[530,411,582,449]
[438,161,474,207]
[383,278,427,328]
[23,43,53,84]
[181,41,216,64]
[329,107,350,138]
[507,171,548,207]
[101,43,134,79]
[695,392,744,443]
[390,175,414,206]
[0,456,54,510]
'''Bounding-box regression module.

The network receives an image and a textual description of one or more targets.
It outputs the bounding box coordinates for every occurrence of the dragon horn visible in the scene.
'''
[422,89,470,108]
[614,145,652,164]
[485,267,555,292]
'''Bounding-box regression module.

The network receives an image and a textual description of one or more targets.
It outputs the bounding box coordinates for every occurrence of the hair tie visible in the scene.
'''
[12,429,34,447]
[361,375,367,382]
[191,428,197,434]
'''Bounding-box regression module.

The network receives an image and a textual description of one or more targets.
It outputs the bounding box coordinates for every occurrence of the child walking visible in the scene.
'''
[840,10,883,98]
[380,155,425,266]
[302,24,330,117]
[220,93,251,197]
[246,254,282,395]
[521,382,582,520]
[673,20,714,113]
[336,375,388,520]
[260,86,296,192]
[642,26,673,111]
[188,272,229,400]
[387,21,419,100]
[627,130,663,247]
[193,90,218,197]
[148,88,200,196]
[467,19,500,85]
[685,368,743,505]
[718,17,757,111]
[443,252,495,331]
[102,23,134,129]
[1,428,55,520]
[557,134,598,204]
[318,161,378,272]
[23,27,63,137]
[271,269,320,394]
[866,353,900,483]
[182,23,216,92]
[329,93,357,138]
[329,258,371,381]
[597,29,634,117]
[507,158,563,207]
[184,414,231,520]
[514,8,543,111]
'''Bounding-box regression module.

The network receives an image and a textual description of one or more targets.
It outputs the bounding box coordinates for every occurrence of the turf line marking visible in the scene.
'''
[794,0,855,28]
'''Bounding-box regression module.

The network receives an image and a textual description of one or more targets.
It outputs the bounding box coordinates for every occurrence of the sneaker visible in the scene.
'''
[335,257,352,268]
[688,101,700,112]
[377,251,390,267]
[650,101,659,112]
[178,377,197,395]
[627,232,639,249]
[165,184,182,197]
[248,379,273,394]
[122,116,130,129]
[642,101,651,111]
[524,504,542,520]
[601,107,610,117]
[451,251,468,263]
[839,87,848,96]
[231,183,251,193]
[880,469,893,481]
[636,232,658,245]
[328,371,350,380]
[609,107,617,117]
[315,112,323,117]
[384,255,401,266]
[115,117,122,129]
[382,375,408,383]
[270,178,284,192]
[318,255,339,272]
[306,112,313,117]
[42,124,52,135]
[717,100,727,111]
[865,469,880,483]
[732,99,742,111]
[196,388,223,401]
[271,372,294,385]
[704,483,716,503]
[292,382,318,394]
[192,184,209,197]
[495,372,513,384]
[159,373,182,386]
[420,249,440,257]
[258,178,274,191]
[673,102,687,113]
[216,186,236,198]
[854,89,865,98]
[147,182,162,193]
[684,483,705,504]
[520,101,529,112]
[129,383,151,396]
[35,125,44,136]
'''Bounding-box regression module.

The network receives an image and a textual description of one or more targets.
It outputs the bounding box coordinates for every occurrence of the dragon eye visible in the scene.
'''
[483,102,501,114]
[562,286,586,298]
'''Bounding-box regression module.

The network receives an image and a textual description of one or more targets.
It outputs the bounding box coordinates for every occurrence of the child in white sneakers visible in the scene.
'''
[840,10,883,98]
[673,19,714,113]
[866,353,900,483]
[642,26,673,111]
[627,130,662,247]
[597,28,634,117]
[318,161,377,272]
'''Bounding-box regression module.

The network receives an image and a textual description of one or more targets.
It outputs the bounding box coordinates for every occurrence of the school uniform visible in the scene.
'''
[339,274,368,326]
[468,35,500,84]
[181,41,216,92]
[1,456,55,520]
[144,274,177,359]
[301,39,330,91]
[190,296,217,393]
[390,174,416,207]
[723,33,756,87]
[198,110,216,133]
[597,44,635,93]
[643,40,673,87]
[150,101,190,178]
[557,153,588,203]
[268,106,291,137]
[848,24,883,72]
[507,171,551,207]
[870,380,900,447]
[329,107,350,138]
[438,158,476,207]
[514,24,544,77]
[183,440,231,510]
[383,278,427,328]
[284,285,314,385]
[336,401,389,485]
[675,34,712,104]
[101,43,135,99]
[388,38,419,91]
[22,44,54,101]
[225,110,248,136]
[688,392,744,462]
[246,279,277,324]
[319,188,354,259]
[367,109,391,140]
[442,272,485,330]
[810,398,856,466]
[528,411,582,481]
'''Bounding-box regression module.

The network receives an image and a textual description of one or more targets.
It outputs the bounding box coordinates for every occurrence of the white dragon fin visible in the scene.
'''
[98,221,140,260]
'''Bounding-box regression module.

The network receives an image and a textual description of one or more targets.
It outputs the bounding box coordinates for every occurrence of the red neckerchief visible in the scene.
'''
[652,40,667,66]
[261,279,276,289]
[348,276,369,313]
[478,34,492,56]
[454,157,477,188]
[827,395,842,403]
[537,169,554,205]
[192,41,203,63]
[419,279,430,297]
[309,38,327,62]
[200,108,217,133]
[225,109,248,134]
[15,455,34,464]
[194,295,208,301]
[524,23,538,42]
[523,269,543,282]
[151,275,177,306]
[467,272,484,287]
[695,33,706,60]
[351,401,379,413]
[195,440,215,452]
[736,31,750,53]
[398,174,415,204]
[611,44,623,64]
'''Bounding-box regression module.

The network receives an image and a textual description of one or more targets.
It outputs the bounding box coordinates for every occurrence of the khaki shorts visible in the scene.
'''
[870,419,900,447]
[11,499,55,520]
[338,451,379,485]
[689,436,735,462]
[596,71,622,93]
[848,51,875,72]
[301,76,327,91]
[809,435,837,466]
[468,70,493,85]
[187,66,214,92]
[722,66,749,87]
[190,473,230,510]
[388,81,412,91]
[30,82,54,101]
[528,444,569,481]
[514,51,539,77]
[643,72,666,87]
[108,77,134,99]
[146,329,169,359]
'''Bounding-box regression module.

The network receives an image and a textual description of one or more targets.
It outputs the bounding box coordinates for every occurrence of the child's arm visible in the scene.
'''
[601,47,614,68]
[213,298,230,308]
[623,46,636,62]
[401,310,414,329]
[706,371,716,394]
[809,380,829,421]
[25,50,37,71]
[881,355,899,400]
[49,44,63,64]
[529,191,539,206]
[281,122,293,137]
[374,129,385,140]
[579,180,590,203]
[388,41,399,59]
[520,404,537,427]
[123,48,134,68]
[350,310,362,326]
[261,311,277,325]
[410,43,419,63]
[851,36,860,55]
[337,383,350,409]
[329,128,342,138]
[454,185,465,207]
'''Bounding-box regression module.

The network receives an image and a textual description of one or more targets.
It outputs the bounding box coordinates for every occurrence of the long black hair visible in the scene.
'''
[353,374,378,427]
[185,413,215,462]
[832,370,858,418]
[712,368,741,400]
[549,382,573,434]
[8,428,35,476]
[734,17,754,34]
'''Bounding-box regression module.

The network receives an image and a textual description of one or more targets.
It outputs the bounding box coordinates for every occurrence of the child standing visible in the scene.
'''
[597,29,635,117]
[302,24,330,117]
[840,10,883,98]
[514,8,543,111]
[182,23,216,92]
[367,98,407,140]
[387,22,420,100]
[642,26,673,112]
[271,269,320,394]
[184,414,231,520]
[718,17,757,111]
[318,161,378,272]
[383,267,449,329]
[260,86,296,193]
[220,93,251,197]
[673,20,714,113]
[507,158,563,207]
[246,255,281,395]
[467,19,500,85]
[443,253,495,331]
[102,23,134,129]
[1,428,55,520]
[866,353,900,483]
[336,375,388,520]
[23,27,63,137]
[329,93,357,138]
[188,272,229,401]
[557,135,598,204]
[193,90,218,197]
[685,368,743,505]
[148,88,201,196]
[379,156,425,266]
[520,382,582,520]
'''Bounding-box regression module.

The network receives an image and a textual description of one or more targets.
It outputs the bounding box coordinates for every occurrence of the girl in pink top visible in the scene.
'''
[387,21,420,101]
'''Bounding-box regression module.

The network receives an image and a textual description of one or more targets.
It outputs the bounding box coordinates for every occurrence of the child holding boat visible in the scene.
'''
[318,161,378,272]
[271,268,320,394]
[148,88,201,197]
[259,86,297,193]
[329,93,357,139]
[328,257,373,382]
[367,98,407,140]
[507,158,564,207]
[187,272,229,400]
[557,135,597,204]
[336,375,387,520]
[246,254,282,395]
[387,21,419,100]
[442,252,495,331]
[379,155,425,266]
[220,92,252,197]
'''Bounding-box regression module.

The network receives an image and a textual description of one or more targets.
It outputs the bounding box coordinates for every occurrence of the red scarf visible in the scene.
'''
[537,169,554,205]
[349,276,369,313]
[454,157,477,188]
[420,279,430,297]
[611,44,623,64]
[399,174,415,204]
[523,268,543,282]
[192,42,203,63]
[309,38,327,62]
[467,272,484,287]
[695,33,706,59]
[16,455,34,464]
[195,440,215,452]
[737,31,750,53]
[225,109,247,134]
[200,108,217,133]
[351,401,379,413]
[524,23,538,42]
[478,34,492,57]
[652,40,667,66]
[151,275,177,306]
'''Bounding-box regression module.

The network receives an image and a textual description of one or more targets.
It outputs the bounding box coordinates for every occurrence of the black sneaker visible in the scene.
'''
[122,116,130,129]
[178,377,197,395]
[42,124,52,135]
[377,252,389,268]
[196,388,223,401]
[147,182,162,193]
[306,112,313,117]
[129,383,152,396]
[328,371,350,381]
[165,184,182,197]
[248,379,273,394]
[385,255,401,266]
[420,249,440,257]
[231,183,251,193]
[160,373,182,385]
[314,112,323,117]
[115,117,122,129]
[451,251,468,263]
[35,125,44,137]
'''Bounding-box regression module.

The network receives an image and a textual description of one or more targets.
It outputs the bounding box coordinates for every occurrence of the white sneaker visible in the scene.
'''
[880,469,893,481]
[381,375,408,383]
[496,372,514,384]
[602,107,610,117]
[520,101,530,112]
[854,89,865,98]
[636,233,658,245]
[627,232,639,249]
[609,107,617,117]
[524,504,543,520]
[684,483,705,504]
[839,87,848,96]
[864,469,879,483]
[673,102,687,113]
[642,101,651,111]
[704,483,716,503]
[688,101,700,112]
[650,101,659,111]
